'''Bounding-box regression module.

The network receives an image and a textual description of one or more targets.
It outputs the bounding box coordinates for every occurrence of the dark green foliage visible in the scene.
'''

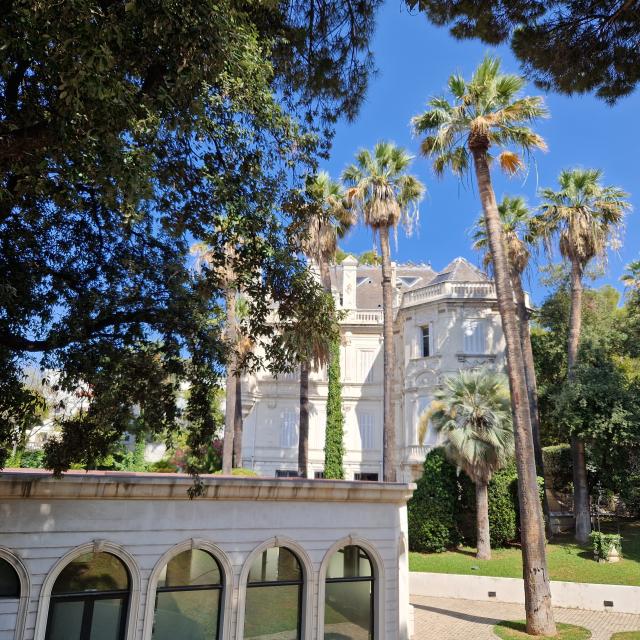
[6,449,45,469]
[405,0,640,102]
[457,465,519,548]
[408,449,460,552]
[323,337,345,479]
[409,452,542,551]
[543,444,573,492]
[0,0,379,472]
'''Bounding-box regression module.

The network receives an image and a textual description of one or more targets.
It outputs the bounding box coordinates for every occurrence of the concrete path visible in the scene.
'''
[412,595,640,640]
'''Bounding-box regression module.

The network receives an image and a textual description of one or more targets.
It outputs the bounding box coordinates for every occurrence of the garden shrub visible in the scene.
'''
[456,464,519,548]
[543,444,573,492]
[409,452,545,552]
[213,467,258,477]
[408,449,460,552]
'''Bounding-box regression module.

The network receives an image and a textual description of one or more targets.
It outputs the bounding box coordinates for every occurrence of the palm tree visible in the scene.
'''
[472,197,545,475]
[621,260,640,290]
[342,142,425,482]
[537,168,630,543]
[412,56,555,635]
[420,369,514,560]
[301,171,354,293]
[296,172,353,477]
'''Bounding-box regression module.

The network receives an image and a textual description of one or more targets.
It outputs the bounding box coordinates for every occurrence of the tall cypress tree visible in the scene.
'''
[324,337,345,479]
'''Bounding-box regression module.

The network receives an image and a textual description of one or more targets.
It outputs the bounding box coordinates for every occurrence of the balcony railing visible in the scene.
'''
[402,281,497,307]
[341,309,384,325]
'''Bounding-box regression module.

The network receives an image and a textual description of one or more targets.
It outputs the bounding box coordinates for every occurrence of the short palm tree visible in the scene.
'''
[412,56,555,635]
[342,142,425,482]
[420,368,514,560]
[537,168,630,543]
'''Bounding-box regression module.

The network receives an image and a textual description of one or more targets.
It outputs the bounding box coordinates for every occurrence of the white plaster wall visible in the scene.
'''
[410,572,640,614]
[0,474,413,640]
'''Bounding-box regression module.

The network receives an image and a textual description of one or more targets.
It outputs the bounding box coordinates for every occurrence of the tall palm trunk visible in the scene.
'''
[568,260,591,543]
[233,374,243,468]
[379,225,397,483]
[298,362,310,477]
[222,288,237,475]
[476,481,491,560]
[471,147,556,635]
[512,272,551,535]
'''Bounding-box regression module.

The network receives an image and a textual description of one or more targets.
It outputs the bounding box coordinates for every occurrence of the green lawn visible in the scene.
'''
[409,521,640,586]
[494,621,591,640]
[610,633,640,639]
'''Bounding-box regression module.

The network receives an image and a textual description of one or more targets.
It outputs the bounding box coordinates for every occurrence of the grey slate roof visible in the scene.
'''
[329,256,488,309]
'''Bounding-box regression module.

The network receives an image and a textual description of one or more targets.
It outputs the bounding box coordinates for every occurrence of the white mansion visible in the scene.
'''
[240,256,507,482]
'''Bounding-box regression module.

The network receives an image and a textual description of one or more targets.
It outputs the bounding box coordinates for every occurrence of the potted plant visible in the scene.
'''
[589,531,622,563]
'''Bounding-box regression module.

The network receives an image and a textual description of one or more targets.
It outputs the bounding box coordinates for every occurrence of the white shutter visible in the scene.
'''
[463,319,486,354]
[358,350,375,383]
[280,409,298,448]
[358,413,375,450]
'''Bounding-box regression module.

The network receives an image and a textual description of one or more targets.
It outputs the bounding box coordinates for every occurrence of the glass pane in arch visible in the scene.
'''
[325,546,374,640]
[52,552,129,594]
[153,550,223,640]
[0,557,20,598]
[244,547,303,640]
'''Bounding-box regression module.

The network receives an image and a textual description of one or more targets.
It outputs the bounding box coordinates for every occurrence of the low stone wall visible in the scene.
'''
[0,470,415,640]
[410,571,640,614]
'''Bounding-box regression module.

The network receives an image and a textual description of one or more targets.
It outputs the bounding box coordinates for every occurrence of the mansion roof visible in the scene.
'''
[330,256,489,310]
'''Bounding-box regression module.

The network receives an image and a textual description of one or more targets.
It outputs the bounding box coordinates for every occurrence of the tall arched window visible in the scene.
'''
[244,547,303,639]
[324,545,374,640]
[45,552,130,640]
[1,557,21,638]
[152,549,223,640]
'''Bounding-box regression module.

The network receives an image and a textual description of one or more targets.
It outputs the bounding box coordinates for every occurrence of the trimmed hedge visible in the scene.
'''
[408,450,543,552]
[408,449,460,552]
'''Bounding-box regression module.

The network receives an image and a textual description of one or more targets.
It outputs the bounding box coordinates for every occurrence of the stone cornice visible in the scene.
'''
[0,470,415,504]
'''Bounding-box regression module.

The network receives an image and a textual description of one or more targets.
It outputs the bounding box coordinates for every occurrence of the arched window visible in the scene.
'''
[244,547,303,639]
[324,545,374,639]
[0,557,20,599]
[152,549,223,640]
[1,556,21,638]
[45,552,130,640]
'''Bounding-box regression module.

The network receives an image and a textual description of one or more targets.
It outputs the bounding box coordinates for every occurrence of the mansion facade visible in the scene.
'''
[240,256,507,483]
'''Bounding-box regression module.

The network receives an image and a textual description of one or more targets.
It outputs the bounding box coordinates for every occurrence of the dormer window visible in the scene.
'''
[398,276,420,288]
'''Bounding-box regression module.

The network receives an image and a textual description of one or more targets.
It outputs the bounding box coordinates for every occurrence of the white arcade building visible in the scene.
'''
[240,256,506,482]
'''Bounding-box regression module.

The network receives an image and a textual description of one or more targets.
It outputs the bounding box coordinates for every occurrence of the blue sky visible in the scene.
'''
[324,1,639,305]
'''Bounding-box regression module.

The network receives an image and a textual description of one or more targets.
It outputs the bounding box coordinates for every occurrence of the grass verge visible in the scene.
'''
[409,521,640,586]
[609,633,640,639]
[493,621,591,640]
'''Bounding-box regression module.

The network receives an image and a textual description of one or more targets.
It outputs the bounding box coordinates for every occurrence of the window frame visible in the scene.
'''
[323,545,376,640]
[244,546,304,640]
[45,552,131,640]
[0,548,30,640]
[420,324,431,358]
[151,548,224,640]
[462,318,487,354]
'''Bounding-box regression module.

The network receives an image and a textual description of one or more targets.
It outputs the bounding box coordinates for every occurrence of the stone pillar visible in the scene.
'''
[341,255,358,309]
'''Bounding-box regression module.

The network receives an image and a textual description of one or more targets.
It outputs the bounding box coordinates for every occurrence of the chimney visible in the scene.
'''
[341,255,358,309]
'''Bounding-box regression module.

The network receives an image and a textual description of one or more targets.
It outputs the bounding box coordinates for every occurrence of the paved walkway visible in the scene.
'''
[412,596,640,640]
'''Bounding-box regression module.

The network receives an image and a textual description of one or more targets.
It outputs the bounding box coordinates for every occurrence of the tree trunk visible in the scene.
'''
[379,225,397,483]
[298,362,310,477]
[476,481,491,560]
[471,148,556,635]
[512,271,551,536]
[318,258,333,295]
[568,259,591,543]
[222,289,236,475]
[233,374,243,468]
